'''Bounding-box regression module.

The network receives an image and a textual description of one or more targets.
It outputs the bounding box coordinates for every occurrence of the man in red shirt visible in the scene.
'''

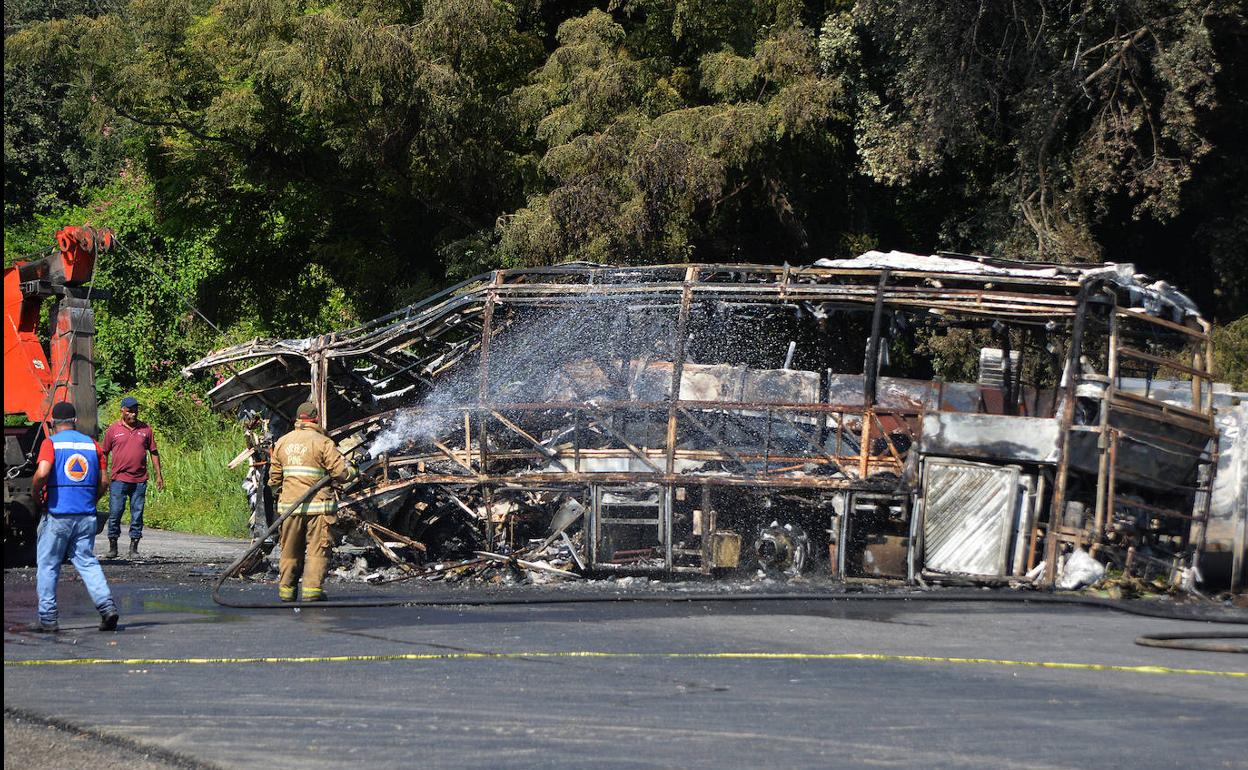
[101,396,165,558]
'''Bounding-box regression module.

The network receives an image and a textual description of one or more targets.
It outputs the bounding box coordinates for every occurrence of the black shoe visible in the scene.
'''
[106,538,119,558]
[30,621,59,633]
[129,539,140,558]
[99,611,119,631]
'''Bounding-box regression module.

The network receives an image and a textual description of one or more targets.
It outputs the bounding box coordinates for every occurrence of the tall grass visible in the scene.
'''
[1212,315,1248,391]
[141,428,251,538]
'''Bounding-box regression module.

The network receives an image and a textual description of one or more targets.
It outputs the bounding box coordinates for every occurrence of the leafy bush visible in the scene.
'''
[100,380,224,451]
[3,173,225,388]
[5,171,360,392]
[1212,316,1248,392]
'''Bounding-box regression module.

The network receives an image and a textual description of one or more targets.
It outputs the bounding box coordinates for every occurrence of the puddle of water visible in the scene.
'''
[131,597,249,623]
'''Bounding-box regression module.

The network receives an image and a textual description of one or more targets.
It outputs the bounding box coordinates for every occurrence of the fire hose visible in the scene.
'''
[212,462,1247,652]
[1133,631,1248,653]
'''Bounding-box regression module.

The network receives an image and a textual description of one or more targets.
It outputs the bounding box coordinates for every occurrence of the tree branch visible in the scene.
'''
[1082,27,1149,88]
[110,103,249,151]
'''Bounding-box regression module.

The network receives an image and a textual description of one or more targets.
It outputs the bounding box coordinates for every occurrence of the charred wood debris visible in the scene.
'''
[187,253,1247,594]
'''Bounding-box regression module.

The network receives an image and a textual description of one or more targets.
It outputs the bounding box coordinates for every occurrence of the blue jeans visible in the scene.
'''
[108,480,147,540]
[37,514,116,624]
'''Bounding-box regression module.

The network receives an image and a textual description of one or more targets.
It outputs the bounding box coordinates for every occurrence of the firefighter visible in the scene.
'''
[268,401,351,602]
[29,401,120,632]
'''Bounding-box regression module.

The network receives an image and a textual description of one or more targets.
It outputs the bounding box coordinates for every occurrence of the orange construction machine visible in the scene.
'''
[3,225,113,565]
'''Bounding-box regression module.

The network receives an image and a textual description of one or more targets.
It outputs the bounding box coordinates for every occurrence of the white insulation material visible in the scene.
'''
[815,251,1200,319]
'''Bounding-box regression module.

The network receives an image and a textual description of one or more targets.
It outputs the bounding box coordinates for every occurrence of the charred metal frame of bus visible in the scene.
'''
[185,253,1223,588]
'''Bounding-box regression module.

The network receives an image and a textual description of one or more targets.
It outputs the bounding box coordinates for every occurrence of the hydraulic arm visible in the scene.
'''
[3,225,112,565]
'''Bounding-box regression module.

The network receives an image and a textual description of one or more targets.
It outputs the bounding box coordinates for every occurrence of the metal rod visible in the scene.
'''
[870,410,906,466]
[1233,427,1247,591]
[477,272,500,550]
[1112,496,1206,521]
[431,439,475,474]
[863,271,891,406]
[1026,471,1047,572]
[762,408,774,474]
[1092,297,1119,546]
[665,267,697,476]
[858,408,873,479]
[1116,346,1213,380]
[489,410,570,471]
[1044,282,1092,586]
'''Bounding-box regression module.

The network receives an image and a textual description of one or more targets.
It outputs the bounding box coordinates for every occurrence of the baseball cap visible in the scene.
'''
[120,396,140,409]
[296,401,319,420]
[50,401,77,422]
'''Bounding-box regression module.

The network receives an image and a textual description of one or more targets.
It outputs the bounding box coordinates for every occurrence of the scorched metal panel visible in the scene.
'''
[922,458,1019,576]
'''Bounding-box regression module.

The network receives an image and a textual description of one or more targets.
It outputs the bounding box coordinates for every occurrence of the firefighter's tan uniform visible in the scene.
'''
[268,420,350,601]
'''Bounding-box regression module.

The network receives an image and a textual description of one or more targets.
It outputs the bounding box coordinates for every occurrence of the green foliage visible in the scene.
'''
[499,6,847,266]
[99,380,223,450]
[816,1,1247,319]
[1212,316,1248,392]
[819,2,1222,252]
[9,0,1244,317]
[7,0,544,320]
[4,173,225,386]
[914,328,984,385]
[4,171,361,387]
[3,0,133,222]
[140,436,250,539]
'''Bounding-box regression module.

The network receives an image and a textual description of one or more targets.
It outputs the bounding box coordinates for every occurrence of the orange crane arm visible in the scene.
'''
[2,226,112,428]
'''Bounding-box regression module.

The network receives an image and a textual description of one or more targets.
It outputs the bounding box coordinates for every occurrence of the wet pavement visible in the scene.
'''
[4,533,1247,769]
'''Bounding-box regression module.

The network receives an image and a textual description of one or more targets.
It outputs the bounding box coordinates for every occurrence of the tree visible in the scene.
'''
[3,0,131,223]
[7,0,1244,350]
[8,0,544,323]
[818,1,1246,319]
[498,4,850,266]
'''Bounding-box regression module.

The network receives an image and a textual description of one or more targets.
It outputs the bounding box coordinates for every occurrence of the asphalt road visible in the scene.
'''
[4,530,1247,769]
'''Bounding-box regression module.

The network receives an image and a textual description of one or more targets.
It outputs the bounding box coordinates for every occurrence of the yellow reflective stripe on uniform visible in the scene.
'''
[282,466,328,478]
[279,500,338,514]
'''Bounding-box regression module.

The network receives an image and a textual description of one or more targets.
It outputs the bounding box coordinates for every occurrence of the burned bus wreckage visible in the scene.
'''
[184,252,1247,592]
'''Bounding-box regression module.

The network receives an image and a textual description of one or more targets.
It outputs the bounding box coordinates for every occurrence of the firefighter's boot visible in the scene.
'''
[279,585,296,603]
[106,538,119,558]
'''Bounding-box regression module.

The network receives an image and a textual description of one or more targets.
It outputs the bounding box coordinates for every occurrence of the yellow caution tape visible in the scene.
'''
[5,650,1246,677]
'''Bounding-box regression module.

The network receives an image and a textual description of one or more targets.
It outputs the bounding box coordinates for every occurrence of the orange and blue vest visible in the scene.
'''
[47,429,101,515]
